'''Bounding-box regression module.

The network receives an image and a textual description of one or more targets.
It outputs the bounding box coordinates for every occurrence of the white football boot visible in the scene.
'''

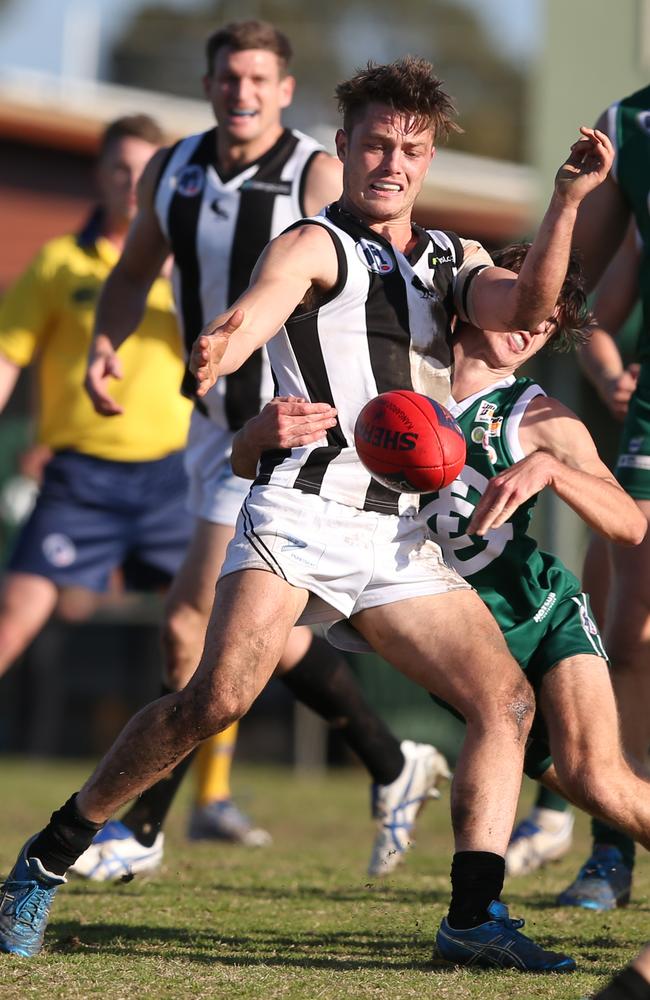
[367,740,451,877]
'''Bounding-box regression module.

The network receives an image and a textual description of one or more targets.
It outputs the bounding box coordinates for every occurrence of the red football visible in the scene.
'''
[354,390,466,493]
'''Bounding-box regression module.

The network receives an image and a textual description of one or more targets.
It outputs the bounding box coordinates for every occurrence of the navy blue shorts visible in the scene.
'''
[7,450,192,591]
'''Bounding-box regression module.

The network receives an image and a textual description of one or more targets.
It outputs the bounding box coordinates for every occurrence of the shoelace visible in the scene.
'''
[10,881,52,928]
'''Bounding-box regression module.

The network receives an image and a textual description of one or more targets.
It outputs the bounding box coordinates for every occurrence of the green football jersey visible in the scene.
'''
[422,376,582,670]
[612,85,650,361]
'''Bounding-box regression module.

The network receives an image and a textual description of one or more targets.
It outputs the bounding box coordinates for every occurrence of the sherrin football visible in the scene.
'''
[354,389,466,493]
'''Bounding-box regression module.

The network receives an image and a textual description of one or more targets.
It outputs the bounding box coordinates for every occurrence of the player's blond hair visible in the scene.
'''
[335,57,461,142]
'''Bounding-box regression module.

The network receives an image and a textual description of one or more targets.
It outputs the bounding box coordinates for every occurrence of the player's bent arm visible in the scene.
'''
[302,153,343,216]
[469,128,615,333]
[0,352,21,411]
[231,397,339,478]
[519,396,646,545]
[191,224,338,394]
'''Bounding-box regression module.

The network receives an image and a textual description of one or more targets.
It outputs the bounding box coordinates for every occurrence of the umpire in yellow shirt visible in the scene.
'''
[0,114,192,675]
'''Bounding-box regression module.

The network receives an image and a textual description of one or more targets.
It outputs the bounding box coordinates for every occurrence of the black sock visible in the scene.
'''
[447,851,505,929]
[592,817,636,871]
[28,794,105,877]
[119,684,197,847]
[594,967,650,1000]
[280,636,404,785]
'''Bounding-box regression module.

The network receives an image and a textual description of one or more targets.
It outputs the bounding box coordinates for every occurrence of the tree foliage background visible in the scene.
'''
[108,0,528,162]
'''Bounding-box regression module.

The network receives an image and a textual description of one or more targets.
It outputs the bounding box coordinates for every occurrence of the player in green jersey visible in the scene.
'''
[555,85,650,914]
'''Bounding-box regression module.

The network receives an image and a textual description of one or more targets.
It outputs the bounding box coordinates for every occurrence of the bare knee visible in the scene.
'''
[465,673,535,743]
[176,679,252,741]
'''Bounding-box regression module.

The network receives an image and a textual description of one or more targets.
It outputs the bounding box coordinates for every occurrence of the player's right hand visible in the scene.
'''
[84,350,124,416]
[247,397,338,451]
[190,308,243,396]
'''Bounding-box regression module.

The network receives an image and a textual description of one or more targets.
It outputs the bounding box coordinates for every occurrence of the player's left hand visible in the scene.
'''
[554,128,614,206]
[190,308,244,396]
[467,452,557,536]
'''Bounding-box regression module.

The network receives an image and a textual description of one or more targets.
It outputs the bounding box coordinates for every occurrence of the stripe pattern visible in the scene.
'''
[258,203,470,514]
[154,127,324,429]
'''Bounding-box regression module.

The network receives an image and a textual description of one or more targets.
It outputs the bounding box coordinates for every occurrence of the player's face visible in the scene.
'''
[96,136,158,225]
[470,315,559,371]
[204,48,295,148]
[336,103,435,225]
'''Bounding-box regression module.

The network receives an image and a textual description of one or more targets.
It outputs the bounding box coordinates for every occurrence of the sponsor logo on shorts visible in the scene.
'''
[279,534,308,551]
[174,165,205,197]
[42,533,76,568]
[533,591,557,623]
[579,603,599,636]
[355,239,395,274]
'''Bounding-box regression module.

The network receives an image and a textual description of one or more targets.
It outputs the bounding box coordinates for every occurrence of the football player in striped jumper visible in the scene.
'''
[0,57,612,970]
[81,21,447,880]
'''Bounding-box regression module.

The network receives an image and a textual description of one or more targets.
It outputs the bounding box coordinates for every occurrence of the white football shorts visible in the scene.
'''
[220,482,469,650]
[184,409,252,526]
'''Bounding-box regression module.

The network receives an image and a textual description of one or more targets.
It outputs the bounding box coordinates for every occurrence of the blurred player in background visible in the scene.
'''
[0,113,191,696]
[550,85,650,914]
[80,21,446,882]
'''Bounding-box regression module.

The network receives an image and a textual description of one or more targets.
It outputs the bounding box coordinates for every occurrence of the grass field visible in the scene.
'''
[0,757,647,999]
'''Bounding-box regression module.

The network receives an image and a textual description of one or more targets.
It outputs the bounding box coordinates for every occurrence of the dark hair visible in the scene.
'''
[98,114,164,160]
[335,56,461,141]
[492,242,593,351]
[206,19,292,76]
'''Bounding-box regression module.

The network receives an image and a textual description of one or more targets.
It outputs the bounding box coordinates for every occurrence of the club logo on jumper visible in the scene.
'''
[174,165,205,197]
[42,533,76,568]
[356,419,418,450]
[422,465,513,575]
[240,179,292,195]
[356,239,395,274]
[628,435,644,454]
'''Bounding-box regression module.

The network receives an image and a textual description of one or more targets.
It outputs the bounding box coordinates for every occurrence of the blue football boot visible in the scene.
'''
[436,900,576,972]
[0,840,65,957]
[556,846,632,911]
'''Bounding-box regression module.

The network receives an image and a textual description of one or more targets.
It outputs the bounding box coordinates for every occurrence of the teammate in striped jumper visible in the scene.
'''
[0,57,612,970]
[77,21,446,880]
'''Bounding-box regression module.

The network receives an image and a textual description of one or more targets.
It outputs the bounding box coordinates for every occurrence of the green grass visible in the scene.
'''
[0,758,647,999]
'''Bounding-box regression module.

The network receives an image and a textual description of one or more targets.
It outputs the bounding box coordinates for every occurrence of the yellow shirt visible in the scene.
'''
[0,214,192,461]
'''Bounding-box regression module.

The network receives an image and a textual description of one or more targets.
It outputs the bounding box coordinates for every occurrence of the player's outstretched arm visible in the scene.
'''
[190,223,338,396]
[231,397,338,478]
[469,128,614,334]
[468,395,646,544]
[85,148,172,416]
